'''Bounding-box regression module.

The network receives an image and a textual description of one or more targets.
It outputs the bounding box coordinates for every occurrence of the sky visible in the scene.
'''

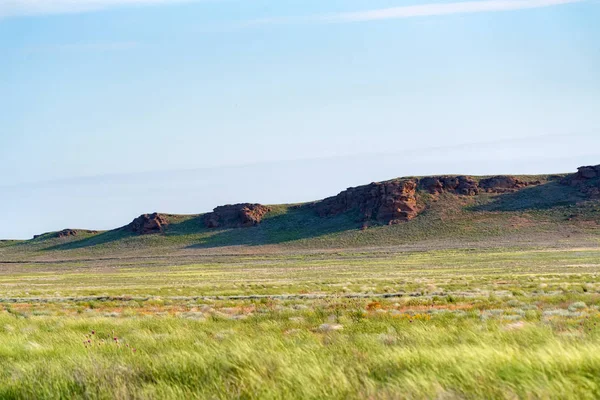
[1,0,599,239]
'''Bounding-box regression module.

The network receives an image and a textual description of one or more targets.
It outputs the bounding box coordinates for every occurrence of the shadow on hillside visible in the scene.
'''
[40,214,208,251]
[42,229,136,251]
[42,217,206,251]
[185,206,358,249]
[471,181,585,212]
[161,216,206,236]
[39,208,359,251]
[38,183,587,251]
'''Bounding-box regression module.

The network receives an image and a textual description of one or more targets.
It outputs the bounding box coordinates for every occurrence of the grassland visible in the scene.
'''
[2,176,600,398]
[3,246,600,399]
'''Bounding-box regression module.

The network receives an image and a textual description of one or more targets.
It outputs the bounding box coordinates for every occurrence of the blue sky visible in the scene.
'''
[1,0,599,238]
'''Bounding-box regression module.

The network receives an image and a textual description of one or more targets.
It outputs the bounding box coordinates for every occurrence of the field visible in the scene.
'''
[3,245,600,399]
[2,174,600,399]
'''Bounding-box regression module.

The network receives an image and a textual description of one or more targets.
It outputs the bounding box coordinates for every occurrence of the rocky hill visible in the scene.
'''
[313,174,542,228]
[6,164,597,256]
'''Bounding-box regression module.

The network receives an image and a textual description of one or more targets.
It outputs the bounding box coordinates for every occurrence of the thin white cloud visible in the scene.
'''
[247,0,587,26]
[326,0,586,22]
[0,0,200,17]
[0,0,588,20]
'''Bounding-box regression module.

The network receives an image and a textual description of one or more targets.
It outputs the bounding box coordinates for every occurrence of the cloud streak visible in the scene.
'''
[0,0,200,17]
[248,0,587,26]
[0,0,587,20]
[326,0,586,22]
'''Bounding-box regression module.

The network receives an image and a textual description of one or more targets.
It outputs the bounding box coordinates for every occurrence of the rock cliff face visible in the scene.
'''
[478,176,537,192]
[55,229,79,238]
[315,179,420,226]
[561,165,600,198]
[55,229,98,238]
[126,213,168,235]
[315,175,542,226]
[418,176,480,195]
[204,204,271,228]
[418,175,537,195]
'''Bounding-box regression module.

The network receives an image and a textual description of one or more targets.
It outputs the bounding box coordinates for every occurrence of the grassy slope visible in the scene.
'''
[1,176,598,262]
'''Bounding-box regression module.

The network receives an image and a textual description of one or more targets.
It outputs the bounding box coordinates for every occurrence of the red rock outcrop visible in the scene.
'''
[315,174,544,226]
[56,229,79,238]
[419,176,480,196]
[56,229,98,238]
[561,165,600,198]
[315,179,420,225]
[478,176,539,193]
[204,204,271,228]
[419,175,539,195]
[126,213,168,235]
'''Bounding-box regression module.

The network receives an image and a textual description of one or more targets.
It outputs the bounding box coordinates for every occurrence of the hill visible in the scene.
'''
[1,165,599,261]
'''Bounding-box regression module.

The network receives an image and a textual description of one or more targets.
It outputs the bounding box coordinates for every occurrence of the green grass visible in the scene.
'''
[3,246,600,398]
[3,311,600,399]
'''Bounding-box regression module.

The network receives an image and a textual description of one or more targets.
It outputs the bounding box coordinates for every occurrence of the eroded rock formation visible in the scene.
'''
[56,229,79,238]
[315,174,543,226]
[418,176,480,195]
[315,179,420,226]
[418,175,539,195]
[56,229,98,238]
[126,213,168,235]
[478,176,539,193]
[561,165,600,198]
[204,204,271,228]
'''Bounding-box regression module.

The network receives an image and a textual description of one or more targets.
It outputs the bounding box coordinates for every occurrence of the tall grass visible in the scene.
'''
[2,246,600,398]
[2,308,600,399]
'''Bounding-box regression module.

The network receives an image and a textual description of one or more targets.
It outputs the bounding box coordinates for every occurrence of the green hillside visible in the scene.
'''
[1,169,599,262]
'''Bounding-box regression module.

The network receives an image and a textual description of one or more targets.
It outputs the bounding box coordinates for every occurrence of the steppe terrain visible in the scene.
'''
[1,166,600,399]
